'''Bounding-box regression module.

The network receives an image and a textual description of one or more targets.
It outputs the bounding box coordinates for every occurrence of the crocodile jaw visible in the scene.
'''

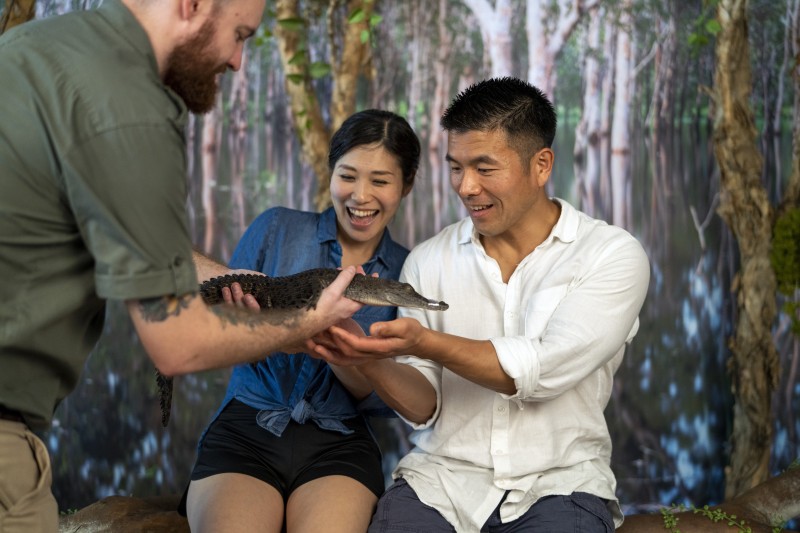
[378,293,449,311]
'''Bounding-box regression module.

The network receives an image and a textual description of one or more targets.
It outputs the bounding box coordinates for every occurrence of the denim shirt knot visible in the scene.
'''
[255,399,354,436]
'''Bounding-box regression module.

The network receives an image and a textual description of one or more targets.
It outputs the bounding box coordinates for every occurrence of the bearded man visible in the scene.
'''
[0,2,365,531]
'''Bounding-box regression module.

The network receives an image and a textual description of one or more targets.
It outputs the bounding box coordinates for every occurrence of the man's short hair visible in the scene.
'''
[441,77,557,169]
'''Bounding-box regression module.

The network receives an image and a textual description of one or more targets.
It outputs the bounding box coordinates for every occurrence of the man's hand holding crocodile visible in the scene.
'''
[317,317,517,395]
[309,318,439,425]
[311,316,516,426]
[128,266,363,376]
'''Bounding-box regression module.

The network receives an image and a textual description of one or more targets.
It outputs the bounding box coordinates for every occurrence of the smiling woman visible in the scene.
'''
[181,109,420,533]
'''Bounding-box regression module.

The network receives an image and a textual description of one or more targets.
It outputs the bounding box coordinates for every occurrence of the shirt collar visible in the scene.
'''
[316,206,394,269]
[317,206,339,244]
[98,0,188,117]
[98,0,158,77]
[548,198,579,244]
[456,197,581,247]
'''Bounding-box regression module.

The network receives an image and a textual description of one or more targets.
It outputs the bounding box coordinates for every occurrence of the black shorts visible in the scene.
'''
[179,399,384,514]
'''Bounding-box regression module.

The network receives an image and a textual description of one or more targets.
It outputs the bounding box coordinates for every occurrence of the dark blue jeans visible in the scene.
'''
[368,478,614,533]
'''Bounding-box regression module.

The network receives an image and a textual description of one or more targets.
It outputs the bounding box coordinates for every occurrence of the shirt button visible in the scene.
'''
[495,449,504,455]
[497,406,506,412]
[173,256,183,267]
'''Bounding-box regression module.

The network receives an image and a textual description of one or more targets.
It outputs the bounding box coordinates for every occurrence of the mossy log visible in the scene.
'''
[58,466,799,532]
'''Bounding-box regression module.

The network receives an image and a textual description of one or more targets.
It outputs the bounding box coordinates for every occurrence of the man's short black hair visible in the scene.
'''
[441,77,557,168]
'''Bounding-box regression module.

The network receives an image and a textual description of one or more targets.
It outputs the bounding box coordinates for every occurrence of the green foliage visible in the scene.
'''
[286,73,304,85]
[277,17,305,31]
[349,7,383,45]
[271,4,383,89]
[659,467,800,533]
[659,503,779,532]
[771,208,800,335]
[348,8,367,24]
[661,506,681,531]
[308,61,331,79]
[687,0,721,54]
[288,50,308,66]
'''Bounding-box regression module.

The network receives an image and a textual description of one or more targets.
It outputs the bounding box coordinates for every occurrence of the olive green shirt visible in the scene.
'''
[0,0,197,430]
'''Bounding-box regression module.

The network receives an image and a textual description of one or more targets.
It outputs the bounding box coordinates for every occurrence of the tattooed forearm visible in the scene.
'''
[138,293,195,322]
[209,304,305,329]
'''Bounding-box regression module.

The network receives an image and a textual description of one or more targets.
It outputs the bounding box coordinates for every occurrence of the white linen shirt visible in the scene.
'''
[393,199,650,532]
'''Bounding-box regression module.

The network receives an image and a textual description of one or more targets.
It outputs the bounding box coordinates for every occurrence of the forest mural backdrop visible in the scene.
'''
[2,0,798,522]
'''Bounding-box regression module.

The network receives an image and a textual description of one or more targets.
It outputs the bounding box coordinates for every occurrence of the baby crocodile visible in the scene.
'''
[200,268,449,311]
[157,268,448,426]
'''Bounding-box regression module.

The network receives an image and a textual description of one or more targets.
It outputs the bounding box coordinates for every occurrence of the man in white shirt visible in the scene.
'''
[313,77,651,532]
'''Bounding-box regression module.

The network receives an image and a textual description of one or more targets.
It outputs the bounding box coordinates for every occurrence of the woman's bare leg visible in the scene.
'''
[286,475,378,533]
[186,473,284,533]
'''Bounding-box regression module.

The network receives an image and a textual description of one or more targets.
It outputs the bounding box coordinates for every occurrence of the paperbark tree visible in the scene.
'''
[201,96,222,257]
[610,0,634,229]
[428,0,453,235]
[526,0,600,98]
[274,0,376,211]
[598,15,615,217]
[573,4,604,216]
[711,0,800,498]
[228,50,250,237]
[785,0,800,217]
[460,0,513,77]
[649,2,677,248]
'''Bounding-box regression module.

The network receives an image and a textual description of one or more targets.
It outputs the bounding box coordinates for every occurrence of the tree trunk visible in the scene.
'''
[712,0,779,499]
[649,5,676,250]
[274,0,331,212]
[610,0,633,229]
[324,0,375,209]
[428,0,451,236]
[598,16,615,220]
[329,0,374,131]
[779,0,800,216]
[228,49,249,236]
[0,0,35,35]
[274,0,375,211]
[461,0,513,77]
[201,98,222,256]
[526,0,598,100]
[573,4,602,216]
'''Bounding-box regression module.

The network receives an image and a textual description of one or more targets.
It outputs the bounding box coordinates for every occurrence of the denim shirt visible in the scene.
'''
[204,206,408,439]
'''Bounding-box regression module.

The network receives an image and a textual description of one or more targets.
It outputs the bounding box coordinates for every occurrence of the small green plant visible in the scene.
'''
[659,503,788,532]
[660,459,798,531]
[661,505,682,532]
[771,208,800,336]
[687,0,721,53]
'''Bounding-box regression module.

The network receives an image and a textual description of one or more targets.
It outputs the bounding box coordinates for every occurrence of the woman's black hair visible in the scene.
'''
[328,109,421,191]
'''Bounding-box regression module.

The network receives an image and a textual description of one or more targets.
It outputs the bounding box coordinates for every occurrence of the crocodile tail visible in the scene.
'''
[155,369,173,427]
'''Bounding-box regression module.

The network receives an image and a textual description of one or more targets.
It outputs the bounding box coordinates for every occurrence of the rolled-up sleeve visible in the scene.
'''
[491,336,541,401]
[493,234,649,401]
[64,124,197,300]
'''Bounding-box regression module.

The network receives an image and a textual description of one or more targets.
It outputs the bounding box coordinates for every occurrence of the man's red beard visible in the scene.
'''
[163,18,225,114]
